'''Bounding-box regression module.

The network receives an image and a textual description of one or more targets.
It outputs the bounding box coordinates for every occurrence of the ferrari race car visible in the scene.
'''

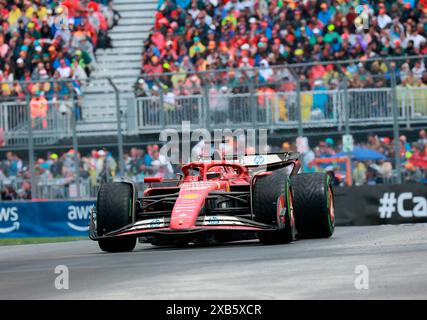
[89,152,335,252]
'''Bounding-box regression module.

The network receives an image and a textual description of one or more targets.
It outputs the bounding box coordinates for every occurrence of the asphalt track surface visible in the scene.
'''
[0,224,426,299]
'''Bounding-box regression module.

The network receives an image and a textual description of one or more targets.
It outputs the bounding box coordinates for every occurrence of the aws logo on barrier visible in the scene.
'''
[67,205,93,232]
[0,207,20,234]
[379,192,427,219]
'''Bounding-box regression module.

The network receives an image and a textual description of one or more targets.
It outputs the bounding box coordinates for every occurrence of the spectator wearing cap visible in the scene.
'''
[258,59,273,82]
[318,3,332,27]
[189,36,206,58]
[162,40,179,62]
[323,24,342,47]
[312,79,329,119]
[135,78,151,97]
[146,55,164,74]
[72,59,87,82]
[49,153,63,178]
[14,58,27,81]
[74,49,93,77]
[56,59,73,79]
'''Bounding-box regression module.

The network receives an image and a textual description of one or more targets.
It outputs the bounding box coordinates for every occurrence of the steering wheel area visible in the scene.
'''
[206,165,242,181]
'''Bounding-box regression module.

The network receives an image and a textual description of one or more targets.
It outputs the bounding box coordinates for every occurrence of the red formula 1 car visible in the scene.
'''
[89,153,335,252]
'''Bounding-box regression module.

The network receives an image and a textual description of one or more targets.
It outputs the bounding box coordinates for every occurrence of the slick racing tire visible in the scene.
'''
[291,173,335,239]
[252,168,294,244]
[97,182,136,252]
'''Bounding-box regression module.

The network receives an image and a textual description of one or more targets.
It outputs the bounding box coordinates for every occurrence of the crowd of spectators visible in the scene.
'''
[277,128,427,186]
[0,0,119,121]
[0,144,176,200]
[1,130,426,200]
[136,0,427,98]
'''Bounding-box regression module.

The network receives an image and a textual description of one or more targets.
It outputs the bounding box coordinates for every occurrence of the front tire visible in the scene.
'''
[291,173,335,238]
[96,182,136,252]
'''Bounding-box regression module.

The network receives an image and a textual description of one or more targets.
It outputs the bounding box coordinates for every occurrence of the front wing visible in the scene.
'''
[89,209,276,240]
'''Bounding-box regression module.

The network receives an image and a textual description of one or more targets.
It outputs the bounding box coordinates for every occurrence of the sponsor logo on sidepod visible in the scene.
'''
[67,205,93,231]
[0,207,20,234]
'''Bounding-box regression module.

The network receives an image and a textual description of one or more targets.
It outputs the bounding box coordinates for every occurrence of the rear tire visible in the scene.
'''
[96,182,136,252]
[252,168,294,244]
[291,173,335,238]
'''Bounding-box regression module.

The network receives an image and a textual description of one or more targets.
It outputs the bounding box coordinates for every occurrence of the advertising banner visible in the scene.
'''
[0,200,96,238]
[334,183,427,226]
[0,183,425,238]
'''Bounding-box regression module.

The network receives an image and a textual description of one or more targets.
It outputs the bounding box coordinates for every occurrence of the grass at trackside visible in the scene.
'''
[0,236,88,246]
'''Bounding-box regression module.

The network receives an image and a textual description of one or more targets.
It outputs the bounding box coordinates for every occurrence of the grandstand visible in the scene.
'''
[0,0,426,199]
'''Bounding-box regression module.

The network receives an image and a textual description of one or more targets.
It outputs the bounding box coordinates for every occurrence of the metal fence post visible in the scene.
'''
[108,77,125,177]
[296,79,303,137]
[203,84,211,131]
[288,68,303,136]
[126,97,138,135]
[71,91,80,198]
[250,83,257,127]
[342,77,350,135]
[241,70,257,127]
[159,87,165,128]
[389,63,402,184]
[25,92,37,199]
[405,87,411,129]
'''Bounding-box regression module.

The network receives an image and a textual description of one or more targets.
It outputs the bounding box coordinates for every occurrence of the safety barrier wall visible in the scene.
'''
[0,200,95,238]
[0,183,425,238]
[334,183,427,226]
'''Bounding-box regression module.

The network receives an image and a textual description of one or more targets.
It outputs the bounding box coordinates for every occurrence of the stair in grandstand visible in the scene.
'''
[78,0,156,135]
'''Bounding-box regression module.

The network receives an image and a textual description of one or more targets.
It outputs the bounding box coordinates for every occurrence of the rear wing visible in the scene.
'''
[225,152,300,169]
